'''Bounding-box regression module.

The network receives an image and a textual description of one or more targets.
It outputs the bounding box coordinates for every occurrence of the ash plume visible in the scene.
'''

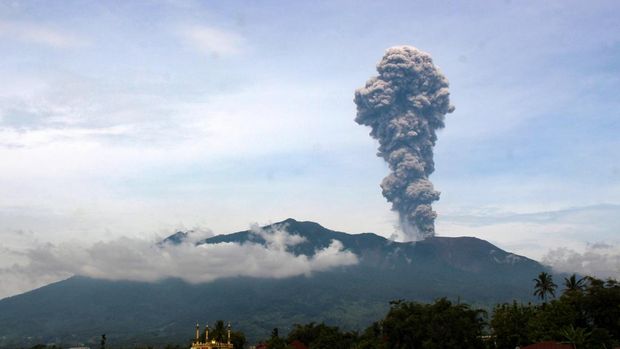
[354,46,454,240]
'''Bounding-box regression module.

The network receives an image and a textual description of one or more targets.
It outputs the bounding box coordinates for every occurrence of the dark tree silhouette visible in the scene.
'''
[533,272,557,302]
[564,274,585,293]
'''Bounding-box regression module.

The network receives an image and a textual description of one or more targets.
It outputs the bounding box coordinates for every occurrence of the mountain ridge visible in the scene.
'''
[200,218,540,276]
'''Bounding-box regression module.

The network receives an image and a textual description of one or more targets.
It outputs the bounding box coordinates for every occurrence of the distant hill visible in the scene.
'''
[0,219,548,348]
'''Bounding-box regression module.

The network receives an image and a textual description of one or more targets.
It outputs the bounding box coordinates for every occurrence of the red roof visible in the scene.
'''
[522,342,573,349]
[253,341,307,349]
[290,340,308,349]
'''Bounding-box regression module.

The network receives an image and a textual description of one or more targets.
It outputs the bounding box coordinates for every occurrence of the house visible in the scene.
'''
[289,340,308,349]
[251,340,307,349]
[521,341,573,349]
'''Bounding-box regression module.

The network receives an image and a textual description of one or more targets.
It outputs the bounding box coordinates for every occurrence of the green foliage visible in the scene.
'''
[211,320,226,342]
[491,275,620,349]
[379,298,486,349]
[527,298,577,342]
[581,277,620,340]
[490,301,536,348]
[264,298,486,349]
[561,325,591,349]
[264,328,289,349]
[230,331,246,349]
[287,322,358,349]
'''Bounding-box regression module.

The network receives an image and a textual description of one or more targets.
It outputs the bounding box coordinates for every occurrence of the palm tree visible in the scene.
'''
[533,272,557,303]
[561,325,591,349]
[563,274,585,293]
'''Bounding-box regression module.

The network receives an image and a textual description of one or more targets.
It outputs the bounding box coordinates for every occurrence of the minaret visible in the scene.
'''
[227,322,231,344]
[205,324,209,341]
[195,323,200,343]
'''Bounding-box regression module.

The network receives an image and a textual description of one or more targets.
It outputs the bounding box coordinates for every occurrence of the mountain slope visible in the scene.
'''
[0,219,547,348]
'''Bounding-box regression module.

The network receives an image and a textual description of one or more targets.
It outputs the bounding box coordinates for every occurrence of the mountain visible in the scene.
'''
[0,219,548,348]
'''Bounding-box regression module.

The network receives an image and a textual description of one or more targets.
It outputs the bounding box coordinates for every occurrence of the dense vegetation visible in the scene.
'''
[21,274,620,349]
[491,274,620,349]
[258,274,620,349]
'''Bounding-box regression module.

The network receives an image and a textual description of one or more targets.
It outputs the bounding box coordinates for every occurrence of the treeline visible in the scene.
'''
[260,273,620,349]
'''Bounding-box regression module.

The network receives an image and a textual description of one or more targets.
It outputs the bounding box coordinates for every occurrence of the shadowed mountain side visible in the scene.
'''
[0,219,547,348]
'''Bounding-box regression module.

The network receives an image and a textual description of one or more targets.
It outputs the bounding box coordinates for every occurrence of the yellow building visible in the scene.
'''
[190,322,234,349]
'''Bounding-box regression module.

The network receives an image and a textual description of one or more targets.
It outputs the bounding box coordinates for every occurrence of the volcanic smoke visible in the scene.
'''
[354,46,454,240]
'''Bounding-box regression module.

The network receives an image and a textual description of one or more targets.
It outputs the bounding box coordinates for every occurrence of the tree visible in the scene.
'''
[287,322,358,349]
[211,320,226,342]
[490,301,536,349]
[377,298,486,349]
[563,274,585,294]
[581,276,620,340]
[265,327,288,349]
[527,299,578,343]
[561,325,591,349]
[230,330,246,349]
[533,272,557,303]
[357,321,386,349]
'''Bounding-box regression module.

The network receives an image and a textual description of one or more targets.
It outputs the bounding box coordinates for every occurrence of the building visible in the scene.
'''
[190,323,234,349]
[520,342,573,349]
[252,339,307,349]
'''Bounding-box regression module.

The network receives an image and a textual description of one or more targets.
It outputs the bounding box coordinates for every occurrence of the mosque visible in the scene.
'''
[190,323,234,349]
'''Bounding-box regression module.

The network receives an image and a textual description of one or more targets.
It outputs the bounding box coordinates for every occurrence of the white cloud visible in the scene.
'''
[179,25,244,56]
[0,225,358,299]
[0,20,88,48]
[543,243,620,280]
[0,125,133,148]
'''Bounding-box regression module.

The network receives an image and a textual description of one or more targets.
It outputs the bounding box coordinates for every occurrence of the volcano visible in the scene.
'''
[0,219,547,348]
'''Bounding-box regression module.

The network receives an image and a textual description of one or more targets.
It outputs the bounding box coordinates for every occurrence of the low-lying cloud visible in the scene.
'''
[0,225,358,299]
[543,242,620,279]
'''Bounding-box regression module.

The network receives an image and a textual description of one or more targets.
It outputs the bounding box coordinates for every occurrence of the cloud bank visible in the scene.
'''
[0,225,358,299]
[543,242,620,280]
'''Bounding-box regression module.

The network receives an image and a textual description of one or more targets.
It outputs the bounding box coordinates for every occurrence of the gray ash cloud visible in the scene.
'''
[354,46,454,240]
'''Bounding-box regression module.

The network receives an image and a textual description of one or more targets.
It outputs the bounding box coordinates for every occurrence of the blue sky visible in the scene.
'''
[1,1,619,295]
